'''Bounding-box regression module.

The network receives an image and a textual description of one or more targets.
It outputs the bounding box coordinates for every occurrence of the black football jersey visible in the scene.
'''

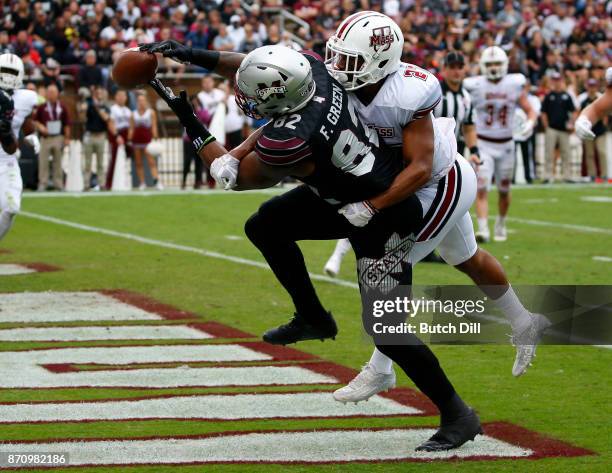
[255,53,402,205]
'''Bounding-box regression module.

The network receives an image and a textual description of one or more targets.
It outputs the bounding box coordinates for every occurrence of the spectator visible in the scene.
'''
[34,84,71,191]
[542,3,576,43]
[197,75,226,116]
[131,94,162,190]
[580,79,608,180]
[182,96,211,190]
[541,72,578,183]
[213,24,235,52]
[41,58,63,91]
[78,50,103,90]
[80,86,111,191]
[227,15,245,50]
[526,30,548,83]
[107,90,133,190]
[186,17,209,50]
[239,24,262,54]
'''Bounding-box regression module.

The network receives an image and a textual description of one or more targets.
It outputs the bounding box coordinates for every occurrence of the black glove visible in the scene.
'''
[140,40,193,64]
[149,79,215,152]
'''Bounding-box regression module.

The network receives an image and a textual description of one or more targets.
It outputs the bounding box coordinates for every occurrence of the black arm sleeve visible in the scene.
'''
[190,49,220,70]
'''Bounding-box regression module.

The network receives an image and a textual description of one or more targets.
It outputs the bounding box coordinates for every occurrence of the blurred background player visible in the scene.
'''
[576,67,612,145]
[0,53,39,240]
[578,78,608,181]
[131,93,162,190]
[463,46,537,243]
[513,82,541,184]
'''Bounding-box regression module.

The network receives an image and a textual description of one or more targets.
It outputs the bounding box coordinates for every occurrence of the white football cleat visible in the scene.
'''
[494,221,507,242]
[323,255,342,278]
[155,180,164,190]
[475,230,490,243]
[511,313,552,377]
[333,364,396,403]
[138,183,146,191]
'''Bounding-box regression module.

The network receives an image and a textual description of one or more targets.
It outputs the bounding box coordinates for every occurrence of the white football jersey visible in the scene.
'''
[348,62,455,184]
[0,88,38,161]
[463,73,526,141]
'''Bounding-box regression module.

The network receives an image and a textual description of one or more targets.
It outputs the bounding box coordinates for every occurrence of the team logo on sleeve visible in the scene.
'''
[369,26,394,52]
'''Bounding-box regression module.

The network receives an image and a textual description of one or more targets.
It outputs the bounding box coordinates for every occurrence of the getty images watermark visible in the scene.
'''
[360,285,612,345]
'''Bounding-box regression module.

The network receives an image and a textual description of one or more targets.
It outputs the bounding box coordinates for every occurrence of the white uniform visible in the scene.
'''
[0,88,38,218]
[463,73,526,192]
[350,62,478,266]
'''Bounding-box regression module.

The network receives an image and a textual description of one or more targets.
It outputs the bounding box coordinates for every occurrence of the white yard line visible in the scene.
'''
[0,264,37,276]
[485,215,612,235]
[592,256,612,262]
[20,211,359,289]
[0,392,419,423]
[0,429,531,464]
[22,188,288,199]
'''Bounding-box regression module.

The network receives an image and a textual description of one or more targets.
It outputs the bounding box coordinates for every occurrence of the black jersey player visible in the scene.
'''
[143,43,482,452]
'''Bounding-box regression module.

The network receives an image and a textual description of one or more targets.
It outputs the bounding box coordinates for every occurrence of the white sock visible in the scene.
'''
[368,348,393,374]
[493,285,532,333]
[0,211,15,241]
[477,218,489,234]
[333,238,352,258]
[496,215,506,227]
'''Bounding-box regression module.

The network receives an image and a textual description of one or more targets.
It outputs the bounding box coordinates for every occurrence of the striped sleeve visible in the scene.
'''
[255,133,313,166]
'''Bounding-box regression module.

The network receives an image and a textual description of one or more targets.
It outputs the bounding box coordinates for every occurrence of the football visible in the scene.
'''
[111,48,158,89]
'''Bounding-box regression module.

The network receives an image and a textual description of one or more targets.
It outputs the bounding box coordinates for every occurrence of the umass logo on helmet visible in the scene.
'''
[369,26,394,52]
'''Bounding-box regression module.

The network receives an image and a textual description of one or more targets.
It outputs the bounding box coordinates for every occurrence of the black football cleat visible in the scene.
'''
[263,312,338,345]
[415,408,483,452]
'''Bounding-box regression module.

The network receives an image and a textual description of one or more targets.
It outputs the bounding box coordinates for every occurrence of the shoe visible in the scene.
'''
[475,230,490,243]
[138,183,146,191]
[323,255,341,278]
[493,221,507,242]
[333,363,396,403]
[415,408,483,452]
[262,312,337,345]
[511,313,552,377]
[155,180,164,190]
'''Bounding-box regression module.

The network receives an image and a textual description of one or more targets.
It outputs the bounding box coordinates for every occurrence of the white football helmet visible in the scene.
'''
[479,46,508,81]
[325,11,403,90]
[234,45,316,119]
[0,53,24,91]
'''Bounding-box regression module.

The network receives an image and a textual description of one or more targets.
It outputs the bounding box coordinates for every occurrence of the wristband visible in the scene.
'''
[469,146,479,155]
[364,200,379,215]
[190,49,221,71]
[183,114,216,152]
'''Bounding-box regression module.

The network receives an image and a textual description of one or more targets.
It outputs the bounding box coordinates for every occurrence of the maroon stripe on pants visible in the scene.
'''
[417,166,457,242]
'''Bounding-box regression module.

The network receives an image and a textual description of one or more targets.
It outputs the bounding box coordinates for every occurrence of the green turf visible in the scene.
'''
[1,185,611,472]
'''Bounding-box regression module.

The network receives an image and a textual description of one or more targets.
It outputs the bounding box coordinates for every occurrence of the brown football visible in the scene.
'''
[112,49,158,89]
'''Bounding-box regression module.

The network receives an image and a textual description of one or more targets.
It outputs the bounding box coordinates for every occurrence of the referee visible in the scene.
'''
[434,51,480,165]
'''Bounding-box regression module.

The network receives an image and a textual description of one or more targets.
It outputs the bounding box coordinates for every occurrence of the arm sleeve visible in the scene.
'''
[255,131,313,166]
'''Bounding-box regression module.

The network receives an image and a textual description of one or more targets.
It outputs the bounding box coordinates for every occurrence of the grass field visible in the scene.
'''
[0,183,610,472]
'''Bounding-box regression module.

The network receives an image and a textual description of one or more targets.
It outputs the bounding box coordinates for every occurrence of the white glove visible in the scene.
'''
[519,119,534,138]
[606,66,612,86]
[338,201,377,227]
[24,134,40,154]
[575,115,596,141]
[210,154,240,190]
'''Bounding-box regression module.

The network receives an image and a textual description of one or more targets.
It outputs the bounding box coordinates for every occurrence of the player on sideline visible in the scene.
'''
[0,53,39,242]
[463,46,537,243]
[576,67,612,142]
[320,12,548,408]
[143,43,483,452]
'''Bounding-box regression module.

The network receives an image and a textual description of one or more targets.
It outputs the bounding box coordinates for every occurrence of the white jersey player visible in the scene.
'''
[0,54,39,241]
[322,12,549,410]
[463,47,536,242]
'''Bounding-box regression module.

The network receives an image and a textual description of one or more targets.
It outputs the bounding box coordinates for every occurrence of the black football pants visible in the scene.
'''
[244,185,457,412]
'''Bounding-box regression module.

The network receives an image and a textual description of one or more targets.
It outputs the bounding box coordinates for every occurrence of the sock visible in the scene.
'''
[493,285,532,333]
[496,215,506,227]
[333,238,352,259]
[439,393,471,424]
[0,211,15,241]
[477,218,489,234]
[368,348,394,374]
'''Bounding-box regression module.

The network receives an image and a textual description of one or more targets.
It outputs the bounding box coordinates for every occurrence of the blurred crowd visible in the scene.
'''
[2,0,611,190]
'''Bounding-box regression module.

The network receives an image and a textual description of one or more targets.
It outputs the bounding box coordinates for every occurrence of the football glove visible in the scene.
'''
[338,201,378,227]
[519,118,535,138]
[575,115,596,141]
[140,40,193,64]
[24,134,40,154]
[210,154,240,190]
[0,89,14,132]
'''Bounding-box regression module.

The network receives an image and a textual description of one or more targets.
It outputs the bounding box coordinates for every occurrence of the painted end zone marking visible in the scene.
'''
[0,391,420,423]
[0,423,593,466]
[0,263,59,276]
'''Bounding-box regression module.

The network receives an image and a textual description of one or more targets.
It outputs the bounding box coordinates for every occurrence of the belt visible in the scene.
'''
[477,134,513,143]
